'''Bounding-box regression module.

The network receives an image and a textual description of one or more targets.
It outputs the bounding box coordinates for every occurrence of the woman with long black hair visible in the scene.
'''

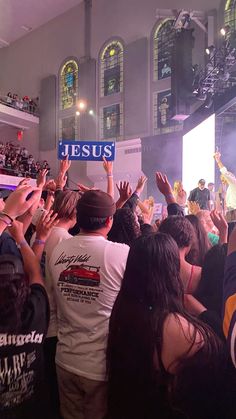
[107,233,234,419]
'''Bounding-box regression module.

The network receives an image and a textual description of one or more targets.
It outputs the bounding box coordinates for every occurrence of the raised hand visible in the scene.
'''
[8,220,25,244]
[116,181,132,201]
[60,155,71,175]
[155,172,172,196]
[35,210,59,242]
[56,172,67,190]
[4,186,42,218]
[45,179,57,192]
[213,151,221,162]
[210,209,228,244]
[16,178,31,190]
[102,156,113,176]
[37,168,48,189]
[135,176,147,195]
[188,201,201,215]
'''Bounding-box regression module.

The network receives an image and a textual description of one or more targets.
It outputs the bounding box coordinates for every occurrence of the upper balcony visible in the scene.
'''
[0,95,39,129]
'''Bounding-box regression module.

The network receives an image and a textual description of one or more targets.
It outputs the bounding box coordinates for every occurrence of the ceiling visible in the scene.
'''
[0,0,83,47]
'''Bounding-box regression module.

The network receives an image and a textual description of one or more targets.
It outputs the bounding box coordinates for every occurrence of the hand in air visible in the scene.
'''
[116,181,132,201]
[4,186,42,218]
[155,172,172,196]
[102,156,113,176]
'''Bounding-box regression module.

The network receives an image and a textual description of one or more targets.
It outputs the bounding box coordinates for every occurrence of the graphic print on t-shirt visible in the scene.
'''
[0,332,43,409]
[58,259,102,304]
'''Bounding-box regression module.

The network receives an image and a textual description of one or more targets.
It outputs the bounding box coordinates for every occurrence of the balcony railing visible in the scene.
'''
[0,95,39,116]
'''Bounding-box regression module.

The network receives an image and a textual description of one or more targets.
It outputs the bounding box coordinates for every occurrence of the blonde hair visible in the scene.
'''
[173,180,183,194]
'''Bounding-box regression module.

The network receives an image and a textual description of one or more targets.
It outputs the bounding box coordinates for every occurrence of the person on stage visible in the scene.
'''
[214,151,236,221]
[173,180,187,212]
[188,179,211,210]
[208,182,216,211]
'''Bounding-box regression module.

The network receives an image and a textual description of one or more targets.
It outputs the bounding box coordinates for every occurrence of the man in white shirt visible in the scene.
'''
[49,190,130,419]
[214,151,236,221]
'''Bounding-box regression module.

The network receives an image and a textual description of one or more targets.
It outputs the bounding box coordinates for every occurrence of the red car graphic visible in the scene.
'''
[59,264,100,287]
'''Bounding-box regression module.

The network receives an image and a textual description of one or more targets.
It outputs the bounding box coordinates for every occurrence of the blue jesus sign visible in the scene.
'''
[58,140,115,161]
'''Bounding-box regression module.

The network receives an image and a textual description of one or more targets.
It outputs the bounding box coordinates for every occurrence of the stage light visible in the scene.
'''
[76,111,80,116]
[220,28,226,36]
[88,109,94,115]
[220,25,230,37]
[77,100,87,111]
[205,45,215,56]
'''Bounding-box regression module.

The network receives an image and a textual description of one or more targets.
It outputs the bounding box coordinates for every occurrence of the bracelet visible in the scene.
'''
[34,239,46,245]
[165,193,174,198]
[0,217,11,227]
[107,174,113,177]
[17,240,28,249]
[0,211,14,222]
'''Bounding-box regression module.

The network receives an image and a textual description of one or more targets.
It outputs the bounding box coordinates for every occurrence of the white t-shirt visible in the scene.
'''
[220,166,236,210]
[49,234,129,381]
[31,227,72,337]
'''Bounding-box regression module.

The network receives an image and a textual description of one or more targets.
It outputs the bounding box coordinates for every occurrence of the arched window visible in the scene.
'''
[100,41,124,97]
[153,19,175,81]
[60,59,78,110]
[224,0,236,32]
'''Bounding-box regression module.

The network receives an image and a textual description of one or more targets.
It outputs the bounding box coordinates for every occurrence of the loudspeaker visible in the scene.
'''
[171,29,195,120]
[39,75,56,151]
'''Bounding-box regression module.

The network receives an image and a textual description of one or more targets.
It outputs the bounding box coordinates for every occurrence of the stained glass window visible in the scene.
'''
[100,41,124,97]
[101,104,123,140]
[59,116,78,140]
[153,91,182,134]
[224,0,236,32]
[60,60,78,110]
[153,19,175,81]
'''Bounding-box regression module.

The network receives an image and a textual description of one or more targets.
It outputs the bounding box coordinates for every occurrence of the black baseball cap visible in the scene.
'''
[77,190,116,218]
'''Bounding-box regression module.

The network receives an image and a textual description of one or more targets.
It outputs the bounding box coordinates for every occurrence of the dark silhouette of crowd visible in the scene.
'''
[1,157,236,419]
[0,142,50,178]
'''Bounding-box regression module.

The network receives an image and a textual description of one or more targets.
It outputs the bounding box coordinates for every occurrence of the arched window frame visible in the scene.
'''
[59,59,79,111]
[58,57,79,141]
[224,0,236,32]
[98,38,124,141]
[153,18,175,81]
[99,40,124,98]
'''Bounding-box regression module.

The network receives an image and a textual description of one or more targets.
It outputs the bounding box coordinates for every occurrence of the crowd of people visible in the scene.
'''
[0,142,50,178]
[0,153,236,419]
[173,151,236,220]
[0,92,39,115]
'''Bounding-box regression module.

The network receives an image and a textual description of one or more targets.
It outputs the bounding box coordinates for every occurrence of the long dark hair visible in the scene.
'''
[195,244,227,315]
[108,208,141,246]
[185,214,211,267]
[0,274,29,333]
[107,233,221,418]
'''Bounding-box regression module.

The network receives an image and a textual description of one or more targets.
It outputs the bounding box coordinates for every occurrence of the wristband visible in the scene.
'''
[0,217,11,227]
[17,240,28,249]
[34,239,46,245]
[165,193,174,198]
[0,211,14,222]
[107,174,113,177]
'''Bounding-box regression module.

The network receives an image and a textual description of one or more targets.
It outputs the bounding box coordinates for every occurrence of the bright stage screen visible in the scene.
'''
[182,114,215,197]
